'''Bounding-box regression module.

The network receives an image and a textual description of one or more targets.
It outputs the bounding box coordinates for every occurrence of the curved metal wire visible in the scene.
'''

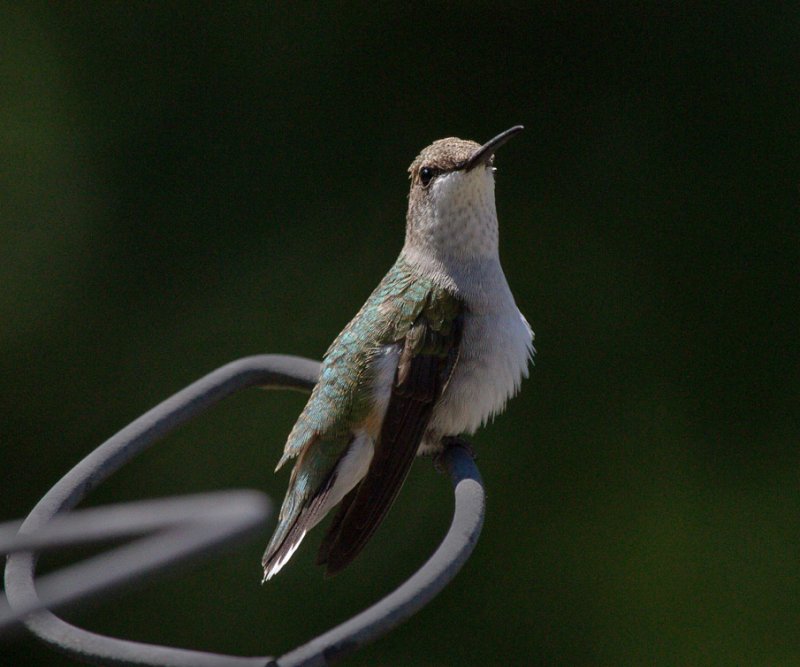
[0,490,272,636]
[3,355,485,666]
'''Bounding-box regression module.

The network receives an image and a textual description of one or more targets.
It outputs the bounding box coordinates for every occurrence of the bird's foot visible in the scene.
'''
[434,436,476,473]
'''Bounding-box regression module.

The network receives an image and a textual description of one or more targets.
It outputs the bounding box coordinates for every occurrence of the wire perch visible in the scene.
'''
[3,355,485,666]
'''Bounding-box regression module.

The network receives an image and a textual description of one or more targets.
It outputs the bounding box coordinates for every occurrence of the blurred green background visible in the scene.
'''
[2,4,798,665]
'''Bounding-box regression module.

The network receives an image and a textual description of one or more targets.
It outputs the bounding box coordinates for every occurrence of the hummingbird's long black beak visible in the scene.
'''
[463,125,524,172]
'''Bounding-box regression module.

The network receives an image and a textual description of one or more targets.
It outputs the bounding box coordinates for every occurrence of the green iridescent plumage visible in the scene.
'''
[263,254,463,568]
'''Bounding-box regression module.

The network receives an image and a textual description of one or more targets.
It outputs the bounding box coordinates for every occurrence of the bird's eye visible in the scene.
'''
[419,166,435,186]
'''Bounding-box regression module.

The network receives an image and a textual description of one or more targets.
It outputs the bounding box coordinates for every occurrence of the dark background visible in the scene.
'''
[2,4,798,665]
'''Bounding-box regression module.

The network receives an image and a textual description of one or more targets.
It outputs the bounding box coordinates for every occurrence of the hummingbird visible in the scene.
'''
[262,126,534,581]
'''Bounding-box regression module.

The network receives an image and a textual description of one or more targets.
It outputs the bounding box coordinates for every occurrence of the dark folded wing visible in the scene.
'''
[317,294,464,575]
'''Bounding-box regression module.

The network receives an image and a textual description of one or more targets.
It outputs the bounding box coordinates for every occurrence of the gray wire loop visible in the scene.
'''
[3,355,485,666]
[0,490,272,637]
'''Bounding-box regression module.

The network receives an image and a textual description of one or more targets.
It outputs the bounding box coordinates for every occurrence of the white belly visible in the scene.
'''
[422,268,533,451]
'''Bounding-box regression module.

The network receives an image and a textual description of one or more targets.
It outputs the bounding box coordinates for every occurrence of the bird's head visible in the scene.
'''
[405,126,523,262]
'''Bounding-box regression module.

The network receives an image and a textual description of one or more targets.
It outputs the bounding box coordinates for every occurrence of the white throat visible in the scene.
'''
[404,167,499,266]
